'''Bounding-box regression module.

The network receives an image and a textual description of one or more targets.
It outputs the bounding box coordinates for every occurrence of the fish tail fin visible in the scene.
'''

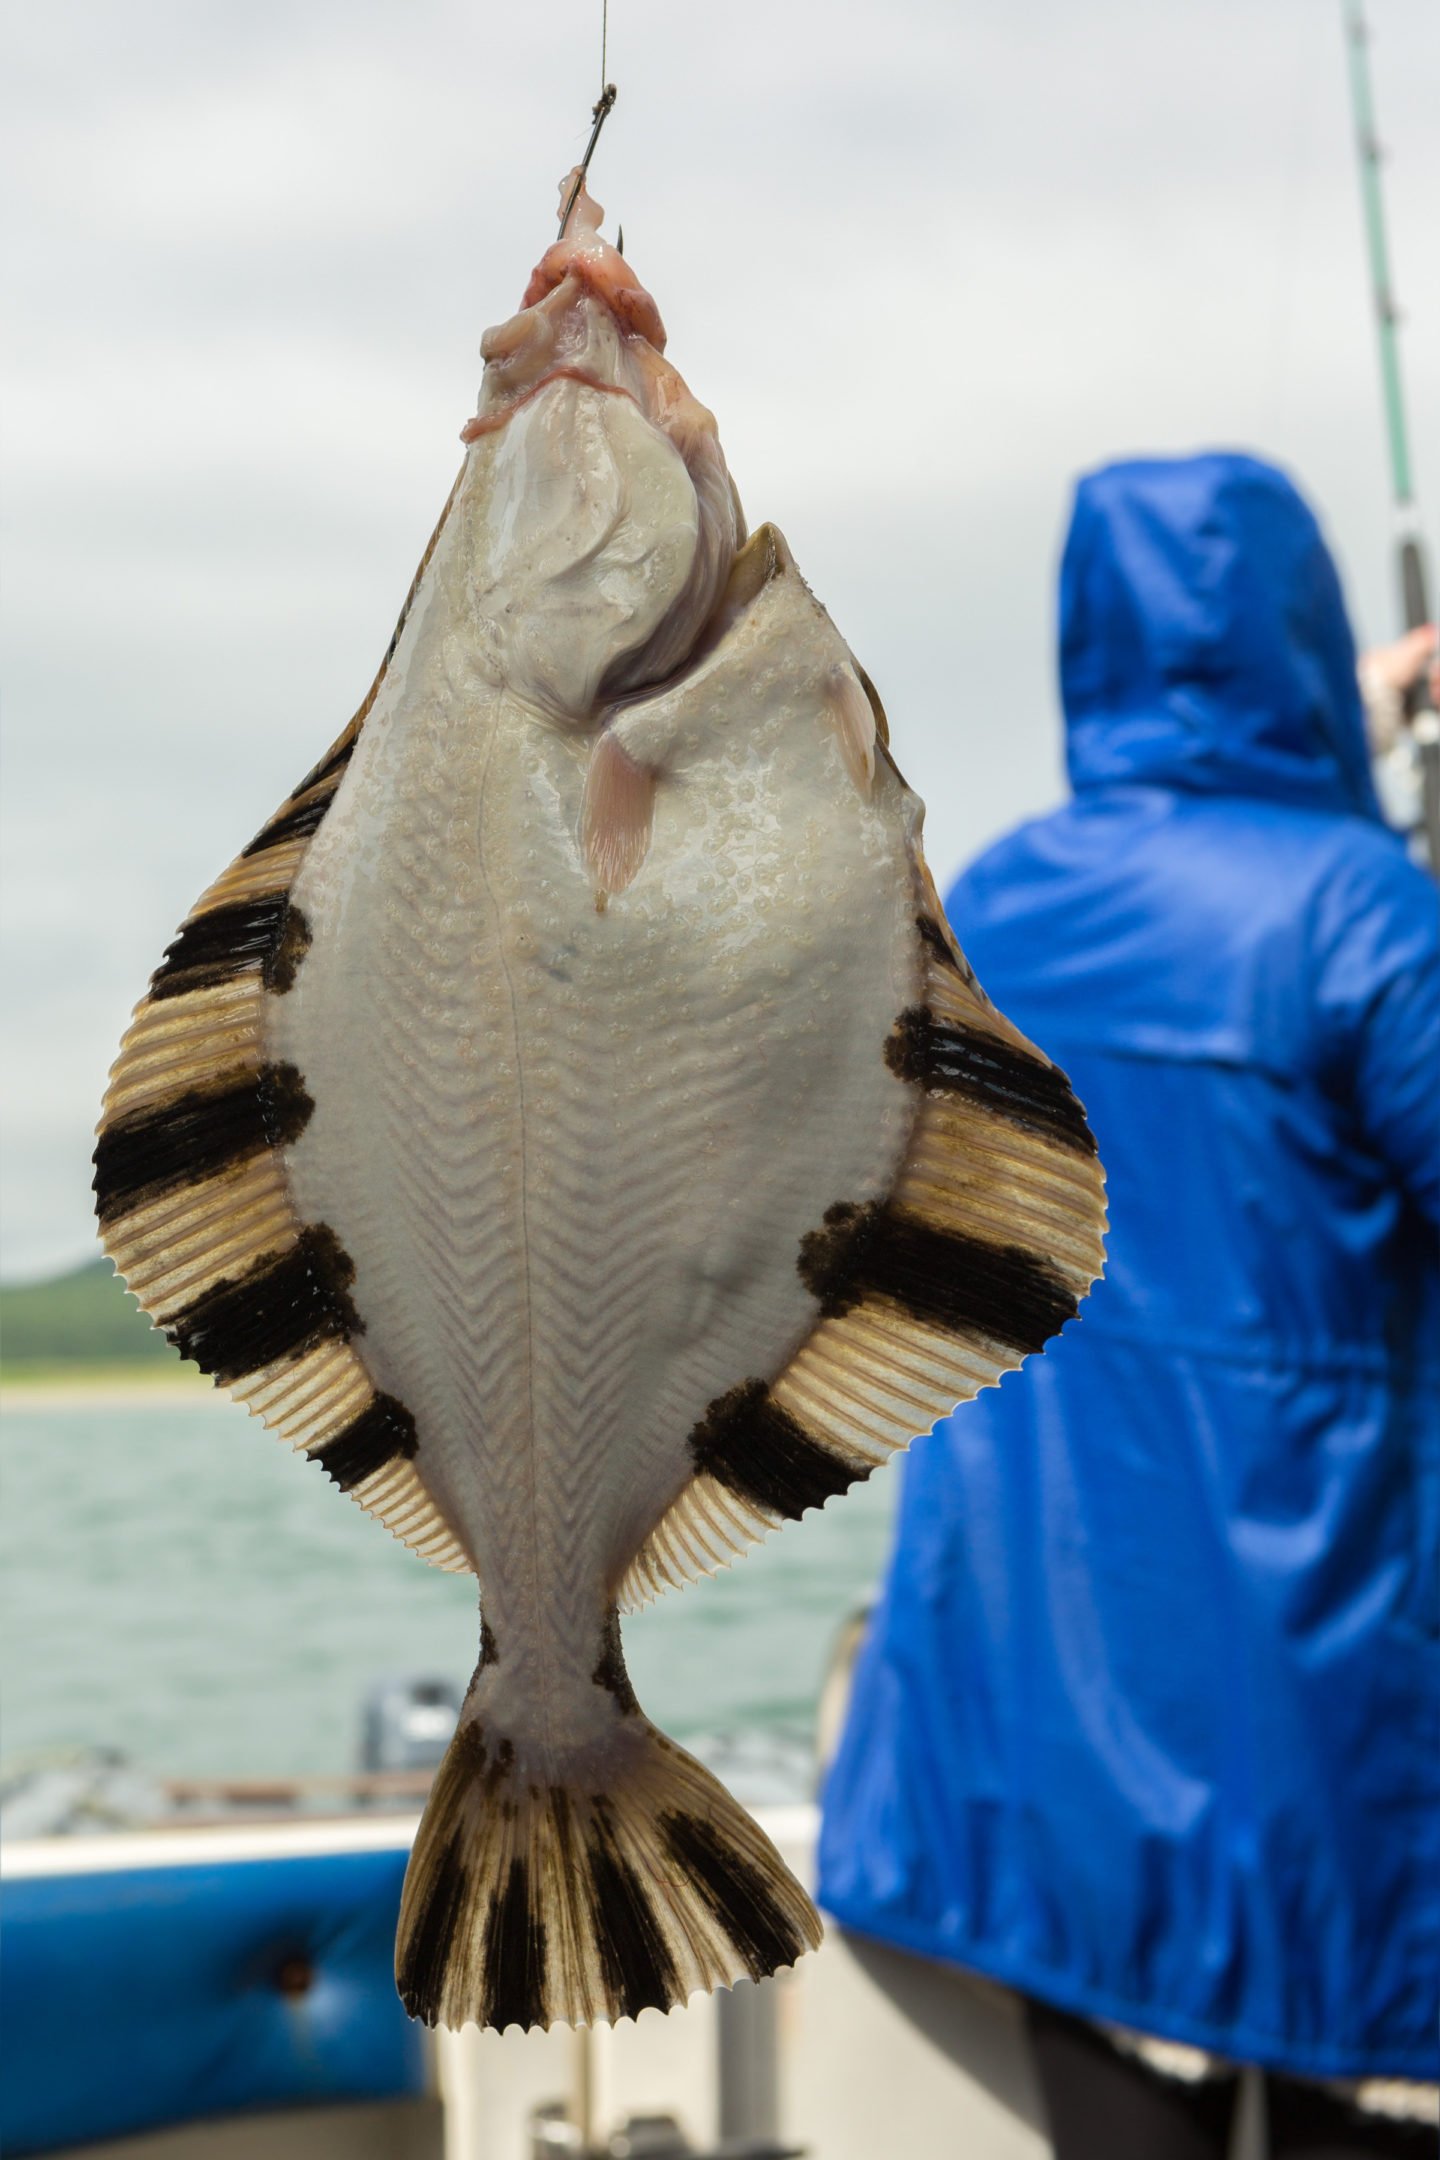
[396,1698,820,2032]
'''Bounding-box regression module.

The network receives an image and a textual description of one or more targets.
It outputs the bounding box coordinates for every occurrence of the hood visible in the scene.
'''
[1058,453,1380,820]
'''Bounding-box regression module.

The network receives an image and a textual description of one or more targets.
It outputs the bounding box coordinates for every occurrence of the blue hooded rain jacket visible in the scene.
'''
[818,454,1440,2081]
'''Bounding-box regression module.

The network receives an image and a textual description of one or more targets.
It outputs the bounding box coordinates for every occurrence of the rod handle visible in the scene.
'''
[1400,537,1435,715]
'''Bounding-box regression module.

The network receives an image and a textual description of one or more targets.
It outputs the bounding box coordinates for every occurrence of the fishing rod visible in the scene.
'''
[1342,0,1439,872]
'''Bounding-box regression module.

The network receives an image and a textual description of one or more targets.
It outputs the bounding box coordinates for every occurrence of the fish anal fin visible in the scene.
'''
[619,895,1107,1608]
[618,1472,779,1609]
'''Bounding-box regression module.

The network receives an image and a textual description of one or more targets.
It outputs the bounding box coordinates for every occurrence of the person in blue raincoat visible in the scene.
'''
[818,454,1439,2156]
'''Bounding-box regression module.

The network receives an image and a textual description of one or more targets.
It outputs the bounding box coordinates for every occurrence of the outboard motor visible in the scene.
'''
[360,1676,463,1775]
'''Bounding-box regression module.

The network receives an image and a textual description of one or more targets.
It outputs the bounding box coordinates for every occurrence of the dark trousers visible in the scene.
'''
[1025,2000,1434,2160]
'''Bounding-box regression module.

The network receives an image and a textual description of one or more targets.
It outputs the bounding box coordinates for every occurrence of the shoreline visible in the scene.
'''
[1,1368,224,1413]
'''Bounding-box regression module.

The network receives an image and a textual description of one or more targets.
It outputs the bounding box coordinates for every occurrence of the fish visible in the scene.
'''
[93,168,1107,2035]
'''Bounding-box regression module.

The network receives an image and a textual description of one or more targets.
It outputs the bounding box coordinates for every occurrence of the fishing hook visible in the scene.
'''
[558,83,618,238]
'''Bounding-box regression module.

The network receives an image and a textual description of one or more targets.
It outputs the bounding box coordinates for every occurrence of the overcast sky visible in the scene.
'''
[3,0,1437,1281]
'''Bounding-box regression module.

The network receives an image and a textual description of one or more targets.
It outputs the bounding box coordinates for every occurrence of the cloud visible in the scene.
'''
[3,0,1437,1274]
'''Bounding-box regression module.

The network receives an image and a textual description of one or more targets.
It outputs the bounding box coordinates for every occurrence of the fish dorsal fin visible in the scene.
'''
[94,475,473,1577]
[618,873,1106,1611]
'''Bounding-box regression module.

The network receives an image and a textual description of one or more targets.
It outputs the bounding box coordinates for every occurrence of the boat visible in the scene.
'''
[1,1798,1087,2160]
[1,1670,1272,2160]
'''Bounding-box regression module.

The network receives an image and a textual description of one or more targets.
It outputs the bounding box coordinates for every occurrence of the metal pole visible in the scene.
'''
[1342,0,1439,871]
[716,1980,781,2144]
[1343,0,1415,511]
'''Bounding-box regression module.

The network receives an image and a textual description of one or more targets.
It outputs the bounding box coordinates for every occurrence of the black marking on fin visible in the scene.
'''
[263,905,312,995]
[661,1810,805,1983]
[241,789,337,858]
[149,897,291,1001]
[588,1806,679,2020]
[397,1829,468,2022]
[798,1200,884,1319]
[482,1856,548,2033]
[165,1224,362,1384]
[380,615,408,675]
[310,1392,418,1491]
[885,1006,1097,1157]
[916,913,964,973]
[397,1719,490,2022]
[860,1212,1078,1356]
[92,1064,313,1227]
[297,732,357,797]
[690,1380,861,1521]
[479,1614,498,1669]
[591,1608,638,1715]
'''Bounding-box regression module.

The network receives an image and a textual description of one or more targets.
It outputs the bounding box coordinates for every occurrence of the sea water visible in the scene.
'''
[0,1394,896,1800]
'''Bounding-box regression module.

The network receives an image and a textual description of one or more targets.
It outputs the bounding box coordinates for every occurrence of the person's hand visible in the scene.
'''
[1358,624,1438,752]
[1364,624,1438,697]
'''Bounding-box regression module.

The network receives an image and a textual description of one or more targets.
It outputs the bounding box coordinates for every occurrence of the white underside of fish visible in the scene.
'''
[94,174,1106,2036]
[274,397,921,1747]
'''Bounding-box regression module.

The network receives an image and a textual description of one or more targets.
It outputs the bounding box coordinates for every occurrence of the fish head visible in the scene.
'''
[462,170,743,718]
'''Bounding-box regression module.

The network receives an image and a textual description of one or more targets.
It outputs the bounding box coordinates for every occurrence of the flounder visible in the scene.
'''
[94,172,1107,2033]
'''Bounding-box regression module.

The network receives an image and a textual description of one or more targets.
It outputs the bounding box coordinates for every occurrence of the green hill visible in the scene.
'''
[0,1257,171,1369]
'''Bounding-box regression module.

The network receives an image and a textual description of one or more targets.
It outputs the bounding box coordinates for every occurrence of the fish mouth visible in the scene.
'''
[461,169,746,705]
[462,171,717,479]
[462,267,683,455]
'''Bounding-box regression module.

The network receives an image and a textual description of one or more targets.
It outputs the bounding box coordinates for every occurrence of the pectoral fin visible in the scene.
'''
[580,728,659,900]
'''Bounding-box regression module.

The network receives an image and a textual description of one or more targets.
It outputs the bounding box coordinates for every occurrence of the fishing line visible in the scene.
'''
[555,0,617,240]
